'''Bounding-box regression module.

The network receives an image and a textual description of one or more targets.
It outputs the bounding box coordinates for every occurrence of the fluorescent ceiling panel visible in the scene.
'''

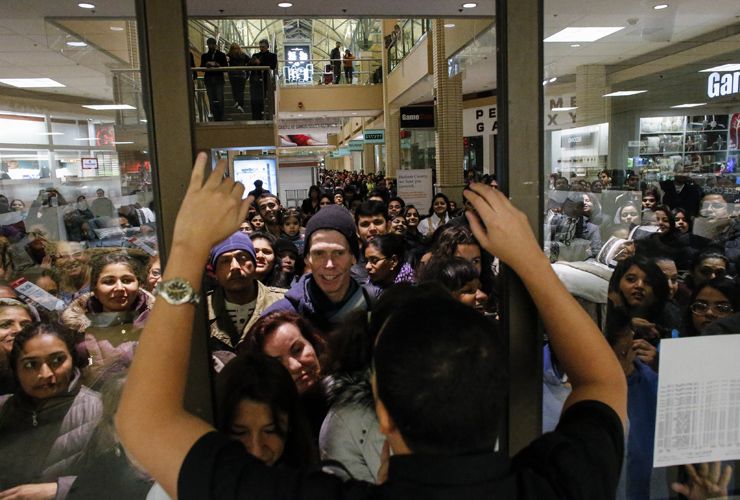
[670,103,707,108]
[603,90,647,97]
[552,107,577,111]
[0,78,65,88]
[699,63,740,72]
[544,27,624,43]
[81,104,136,110]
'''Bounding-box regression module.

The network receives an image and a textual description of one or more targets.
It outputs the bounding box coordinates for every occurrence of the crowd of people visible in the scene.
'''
[0,161,737,498]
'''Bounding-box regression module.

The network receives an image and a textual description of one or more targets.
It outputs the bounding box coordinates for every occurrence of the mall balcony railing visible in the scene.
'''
[277,57,383,86]
[387,18,431,72]
[191,66,276,123]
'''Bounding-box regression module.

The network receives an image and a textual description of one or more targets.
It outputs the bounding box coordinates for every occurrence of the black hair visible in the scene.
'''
[10,322,79,377]
[404,205,419,217]
[215,352,317,467]
[250,232,280,285]
[355,200,388,223]
[367,189,389,204]
[432,225,479,261]
[388,197,405,210]
[90,251,145,288]
[374,289,505,454]
[418,256,479,294]
[308,185,321,199]
[427,193,450,216]
[318,194,332,205]
[671,207,692,232]
[683,278,740,337]
[604,307,633,347]
[366,233,405,261]
[608,255,670,321]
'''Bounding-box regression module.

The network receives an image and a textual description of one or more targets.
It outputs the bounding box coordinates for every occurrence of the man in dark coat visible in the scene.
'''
[200,38,228,122]
[248,39,278,120]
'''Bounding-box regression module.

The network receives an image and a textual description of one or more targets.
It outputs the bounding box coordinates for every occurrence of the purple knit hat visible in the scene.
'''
[209,231,256,267]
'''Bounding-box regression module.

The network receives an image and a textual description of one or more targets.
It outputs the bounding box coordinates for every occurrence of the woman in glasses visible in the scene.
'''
[682,278,739,337]
[364,234,415,294]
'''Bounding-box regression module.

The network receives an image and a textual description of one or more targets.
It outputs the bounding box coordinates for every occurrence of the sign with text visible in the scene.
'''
[349,140,364,152]
[363,129,385,144]
[81,157,98,170]
[544,93,578,131]
[284,45,313,84]
[463,105,498,136]
[397,169,433,210]
[560,131,595,149]
[707,71,740,98]
[400,106,435,129]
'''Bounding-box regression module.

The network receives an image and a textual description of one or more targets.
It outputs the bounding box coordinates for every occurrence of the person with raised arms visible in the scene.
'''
[115,154,626,499]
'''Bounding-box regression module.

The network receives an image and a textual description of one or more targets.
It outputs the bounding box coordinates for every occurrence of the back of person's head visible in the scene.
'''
[216,352,317,467]
[418,256,479,294]
[355,200,388,223]
[374,289,505,454]
[432,225,478,259]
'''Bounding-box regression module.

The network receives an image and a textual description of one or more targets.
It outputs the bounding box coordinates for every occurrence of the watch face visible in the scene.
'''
[162,278,194,305]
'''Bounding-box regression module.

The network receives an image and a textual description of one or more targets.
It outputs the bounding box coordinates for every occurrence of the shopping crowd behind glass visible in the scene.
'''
[0,160,737,499]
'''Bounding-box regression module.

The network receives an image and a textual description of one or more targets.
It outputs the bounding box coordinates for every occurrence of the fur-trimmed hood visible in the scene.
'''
[324,369,374,410]
[60,290,155,333]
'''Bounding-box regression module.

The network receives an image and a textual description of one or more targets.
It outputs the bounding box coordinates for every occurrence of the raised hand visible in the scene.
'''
[171,153,250,257]
[463,183,541,271]
[672,462,733,500]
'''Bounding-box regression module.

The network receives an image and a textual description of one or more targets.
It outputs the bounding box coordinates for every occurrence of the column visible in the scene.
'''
[381,20,399,179]
[362,143,375,174]
[575,64,608,126]
[432,19,465,203]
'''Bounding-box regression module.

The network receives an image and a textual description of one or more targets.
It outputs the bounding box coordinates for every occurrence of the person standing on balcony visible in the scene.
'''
[330,42,342,84]
[343,49,355,84]
[248,39,278,121]
[200,38,228,122]
[227,43,248,114]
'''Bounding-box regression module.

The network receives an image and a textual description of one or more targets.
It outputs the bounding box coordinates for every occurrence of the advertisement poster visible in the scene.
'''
[397,169,433,210]
[232,156,277,198]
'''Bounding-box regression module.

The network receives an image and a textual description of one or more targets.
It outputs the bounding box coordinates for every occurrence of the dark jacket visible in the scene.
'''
[200,49,228,83]
[0,370,102,492]
[263,273,373,332]
[660,180,703,217]
[179,400,624,500]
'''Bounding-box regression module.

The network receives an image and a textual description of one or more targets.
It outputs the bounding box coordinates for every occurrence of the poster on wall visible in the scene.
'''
[397,169,433,210]
[284,45,313,84]
[81,158,98,170]
[279,132,329,147]
[232,156,277,198]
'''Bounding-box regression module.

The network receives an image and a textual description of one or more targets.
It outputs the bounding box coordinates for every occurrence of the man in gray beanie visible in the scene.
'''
[263,204,373,332]
[207,231,284,353]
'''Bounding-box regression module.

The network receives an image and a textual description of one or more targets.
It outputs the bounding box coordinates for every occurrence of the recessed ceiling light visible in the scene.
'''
[444,23,456,28]
[671,103,707,108]
[110,26,124,31]
[82,104,136,110]
[570,44,581,47]
[699,63,740,72]
[552,107,577,112]
[78,3,95,8]
[542,80,548,86]
[602,90,647,97]
[140,119,148,123]
[277,2,293,6]
[653,4,669,9]
[352,112,358,115]
[544,27,624,42]
[462,2,478,8]
[66,41,87,47]
[0,78,65,88]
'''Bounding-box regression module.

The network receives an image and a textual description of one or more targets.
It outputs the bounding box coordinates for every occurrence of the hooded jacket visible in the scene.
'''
[320,369,384,483]
[0,369,102,494]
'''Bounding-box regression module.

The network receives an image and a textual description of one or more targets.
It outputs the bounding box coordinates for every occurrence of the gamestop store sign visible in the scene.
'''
[400,106,435,129]
[707,71,740,98]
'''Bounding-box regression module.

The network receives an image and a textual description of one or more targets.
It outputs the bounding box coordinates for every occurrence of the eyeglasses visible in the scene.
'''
[690,301,734,315]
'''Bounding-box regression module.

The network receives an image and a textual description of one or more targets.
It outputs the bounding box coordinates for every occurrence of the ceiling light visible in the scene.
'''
[0,78,65,88]
[671,103,707,108]
[82,104,136,110]
[112,141,134,145]
[110,26,124,31]
[699,63,740,72]
[74,137,95,141]
[542,80,548,86]
[570,44,581,47]
[462,2,477,8]
[444,23,456,28]
[602,90,647,97]
[277,2,293,6]
[66,41,87,47]
[653,4,669,9]
[37,132,64,136]
[139,119,148,123]
[552,107,577,112]
[549,77,557,83]
[78,3,95,8]
[544,27,624,42]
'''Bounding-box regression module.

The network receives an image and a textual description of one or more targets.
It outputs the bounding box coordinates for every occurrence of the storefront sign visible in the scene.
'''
[707,71,740,98]
[397,169,433,210]
[400,106,435,129]
[284,45,313,84]
[363,129,385,144]
[349,140,364,151]
[560,132,595,149]
[544,94,577,131]
[81,157,98,170]
[463,105,498,136]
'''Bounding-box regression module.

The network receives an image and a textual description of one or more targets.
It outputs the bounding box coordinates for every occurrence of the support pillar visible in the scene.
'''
[432,20,465,204]
[575,64,609,126]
